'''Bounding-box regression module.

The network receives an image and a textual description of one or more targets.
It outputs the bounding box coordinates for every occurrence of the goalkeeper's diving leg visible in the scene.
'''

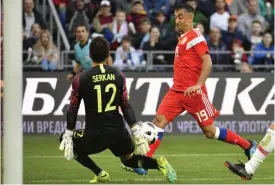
[75,155,110,183]
[59,130,110,183]
[121,123,164,175]
[120,121,150,175]
[120,153,177,183]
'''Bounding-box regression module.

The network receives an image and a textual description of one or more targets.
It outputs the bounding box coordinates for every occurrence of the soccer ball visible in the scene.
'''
[140,122,158,144]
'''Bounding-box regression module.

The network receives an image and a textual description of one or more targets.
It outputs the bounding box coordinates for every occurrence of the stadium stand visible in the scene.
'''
[2,0,274,72]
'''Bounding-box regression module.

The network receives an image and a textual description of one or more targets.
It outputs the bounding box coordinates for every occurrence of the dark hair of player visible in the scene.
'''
[89,37,110,63]
[174,4,195,13]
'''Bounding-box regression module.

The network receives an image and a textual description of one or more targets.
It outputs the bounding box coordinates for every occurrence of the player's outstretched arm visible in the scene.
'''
[119,72,149,155]
[119,72,137,127]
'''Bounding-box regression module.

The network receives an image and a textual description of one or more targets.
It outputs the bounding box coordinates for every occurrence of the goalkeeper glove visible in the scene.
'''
[59,130,74,161]
[131,125,150,155]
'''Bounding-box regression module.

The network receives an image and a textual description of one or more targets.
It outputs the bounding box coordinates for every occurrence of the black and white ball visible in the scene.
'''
[140,122,158,144]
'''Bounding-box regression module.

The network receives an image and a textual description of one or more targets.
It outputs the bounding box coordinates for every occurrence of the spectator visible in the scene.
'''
[229,0,249,15]
[163,25,181,49]
[185,0,209,31]
[53,0,68,30]
[32,30,59,71]
[229,0,261,15]
[143,0,170,20]
[197,0,216,17]
[153,10,172,40]
[252,31,274,66]
[67,0,92,43]
[111,0,132,14]
[170,0,216,18]
[243,20,263,51]
[132,18,151,49]
[127,0,148,33]
[92,0,114,43]
[23,23,41,51]
[90,0,103,10]
[114,36,140,70]
[67,0,95,24]
[53,0,68,7]
[23,23,42,62]
[265,1,274,32]
[143,27,166,64]
[221,16,244,48]
[110,10,129,50]
[230,39,247,65]
[208,27,231,70]
[23,0,47,38]
[240,62,253,73]
[162,30,181,64]
[238,0,266,36]
[194,23,209,42]
[210,0,230,31]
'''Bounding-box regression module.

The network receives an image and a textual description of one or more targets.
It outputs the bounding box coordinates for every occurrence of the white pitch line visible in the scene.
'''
[27,177,274,183]
[23,153,274,159]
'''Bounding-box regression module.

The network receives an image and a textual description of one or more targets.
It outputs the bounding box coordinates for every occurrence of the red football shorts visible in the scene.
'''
[157,88,220,127]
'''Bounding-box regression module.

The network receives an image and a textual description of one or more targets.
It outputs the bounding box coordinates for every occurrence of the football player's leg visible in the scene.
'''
[244,122,274,174]
[120,153,177,183]
[147,89,184,157]
[186,90,256,159]
[114,128,148,175]
[63,130,110,183]
[224,123,275,180]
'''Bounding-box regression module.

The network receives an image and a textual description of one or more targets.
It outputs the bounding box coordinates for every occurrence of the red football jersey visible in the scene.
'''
[172,28,209,92]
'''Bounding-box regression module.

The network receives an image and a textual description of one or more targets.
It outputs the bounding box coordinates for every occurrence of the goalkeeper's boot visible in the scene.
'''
[224,161,253,180]
[157,157,177,183]
[120,164,148,175]
[244,140,257,160]
[89,171,110,183]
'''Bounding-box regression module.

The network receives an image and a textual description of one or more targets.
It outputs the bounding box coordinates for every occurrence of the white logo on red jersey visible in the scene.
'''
[180,37,188,45]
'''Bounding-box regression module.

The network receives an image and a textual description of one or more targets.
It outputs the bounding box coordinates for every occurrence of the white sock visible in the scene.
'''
[245,128,275,174]
[214,127,220,139]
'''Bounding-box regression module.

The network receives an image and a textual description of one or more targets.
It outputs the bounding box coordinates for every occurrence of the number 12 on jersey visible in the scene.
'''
[94,83,117,113]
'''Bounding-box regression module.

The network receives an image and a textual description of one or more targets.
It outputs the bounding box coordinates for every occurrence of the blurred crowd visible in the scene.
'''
[1,0,274,72]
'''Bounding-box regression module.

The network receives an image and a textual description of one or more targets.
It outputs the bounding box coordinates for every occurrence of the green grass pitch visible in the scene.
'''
[24,134,274,184]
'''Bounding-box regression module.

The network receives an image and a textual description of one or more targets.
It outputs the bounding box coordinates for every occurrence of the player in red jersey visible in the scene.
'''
[145,4,257,161]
